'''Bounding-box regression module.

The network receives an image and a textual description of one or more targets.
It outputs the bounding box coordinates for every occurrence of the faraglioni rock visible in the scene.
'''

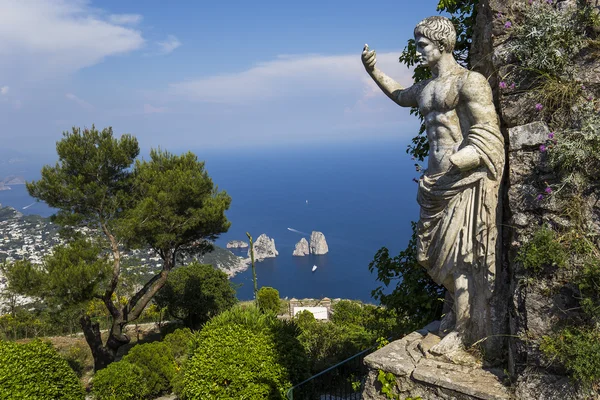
[292,238,310,256]
[226,240,249,249]
[309,231,328,255]
[249,234,278,261]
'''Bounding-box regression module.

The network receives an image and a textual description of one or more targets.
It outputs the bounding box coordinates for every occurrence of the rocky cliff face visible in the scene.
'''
[470,1,600,397]
[309,231,328,255]
[248,234,278,261]
[292,237,309,256]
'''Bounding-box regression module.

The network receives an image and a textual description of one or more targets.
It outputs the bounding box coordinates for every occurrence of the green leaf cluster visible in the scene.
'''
[0,339,84,399]
[122,148,231,260]
[257,286,281,314]
[515,225,568,273]
[27,126,139,231]
[369,222,445,333]
[540,327,600,388]
[1,239,110,307]
[92,361,147,400]
[155,262,237,329]
[182,306,309,399]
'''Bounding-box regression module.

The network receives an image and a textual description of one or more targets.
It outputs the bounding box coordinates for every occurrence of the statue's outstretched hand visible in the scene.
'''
[362,44,376,71]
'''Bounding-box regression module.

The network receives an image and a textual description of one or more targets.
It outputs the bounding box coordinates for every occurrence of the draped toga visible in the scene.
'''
[416,123,505,304]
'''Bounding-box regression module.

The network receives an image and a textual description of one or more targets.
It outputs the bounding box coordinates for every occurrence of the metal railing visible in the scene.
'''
[286,342,382,400]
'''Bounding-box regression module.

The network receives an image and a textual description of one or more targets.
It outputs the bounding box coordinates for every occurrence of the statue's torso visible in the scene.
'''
[417,69,470,176]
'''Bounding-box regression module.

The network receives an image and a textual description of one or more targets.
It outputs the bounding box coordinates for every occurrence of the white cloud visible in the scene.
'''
[109,13,143,25]
[0,86,8,95]
[143,104,167,114]
[0,0,145,80]
[66,93,94,110]
[156,35,181,55]
[168,51,413,105]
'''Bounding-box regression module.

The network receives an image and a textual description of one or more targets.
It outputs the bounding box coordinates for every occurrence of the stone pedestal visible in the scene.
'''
[362,322,511,400]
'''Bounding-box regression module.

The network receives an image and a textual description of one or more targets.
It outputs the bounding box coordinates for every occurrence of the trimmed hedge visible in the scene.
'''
[92,361,147,400]
[182,306,309,399]
[0,339,84,399]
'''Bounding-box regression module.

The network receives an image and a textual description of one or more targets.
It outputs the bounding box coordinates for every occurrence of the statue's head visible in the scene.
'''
[414,16,456,54]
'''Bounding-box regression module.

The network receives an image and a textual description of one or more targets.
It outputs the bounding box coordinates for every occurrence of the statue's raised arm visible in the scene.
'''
[361,44,419,108]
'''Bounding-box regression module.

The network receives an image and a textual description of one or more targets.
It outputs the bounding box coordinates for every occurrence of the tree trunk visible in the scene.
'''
[80,315,130,371]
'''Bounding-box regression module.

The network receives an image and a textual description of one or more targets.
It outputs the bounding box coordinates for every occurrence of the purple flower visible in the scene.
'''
[540,144,547,152]
[536,194,544,201]
[545,187,552,194]
[582,85,586,90]
[546,0,552,4]
[529,0,533,4]
[509,83,516,90]
[499,81,507,89]
[588,96,594,102]
[504,21,512,29]
[496,12,503,19]
[535,103,543,111]
[548,132,555,139]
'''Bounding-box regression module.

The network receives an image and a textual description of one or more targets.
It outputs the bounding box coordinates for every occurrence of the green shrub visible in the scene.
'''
[515,225,568,273]
[122,341,176,397]
[182,306,309,399]
[257,286,281,314]
[155,262,237,329]
[183,323,289,399]
[540,327,600,387]
[92,361,148,400]
[0,339,84,399]
[331,300,364,325]
[163,327,193,361]
[163,328,193,397]
[510,2,588,75]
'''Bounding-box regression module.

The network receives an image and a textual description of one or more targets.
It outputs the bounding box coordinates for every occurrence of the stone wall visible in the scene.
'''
[470,1,600,397]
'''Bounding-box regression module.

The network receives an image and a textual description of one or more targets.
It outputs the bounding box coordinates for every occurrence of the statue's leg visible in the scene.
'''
[454,272,470,335]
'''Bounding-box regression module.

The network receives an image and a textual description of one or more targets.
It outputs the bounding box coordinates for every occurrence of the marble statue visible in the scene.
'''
[362,16,504,350]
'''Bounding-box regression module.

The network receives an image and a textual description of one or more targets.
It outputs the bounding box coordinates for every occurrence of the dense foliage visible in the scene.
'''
[92,328,192,399]
[515,225,568,273]
[0,339,84,399]
[6,126,231,370]
[257,286,281,314]
[92,360,148,400]
[182,306,309,399]
[155,262,237,329]
[540,328,600,388]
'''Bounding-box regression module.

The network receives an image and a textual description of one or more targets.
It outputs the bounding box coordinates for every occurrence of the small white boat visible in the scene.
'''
[312,265,317,272]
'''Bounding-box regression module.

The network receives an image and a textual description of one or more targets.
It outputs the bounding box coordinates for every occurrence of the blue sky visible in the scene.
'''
[0,0,443,156]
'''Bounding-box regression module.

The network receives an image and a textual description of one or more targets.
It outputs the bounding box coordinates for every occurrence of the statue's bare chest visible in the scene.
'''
[417,75,462,115]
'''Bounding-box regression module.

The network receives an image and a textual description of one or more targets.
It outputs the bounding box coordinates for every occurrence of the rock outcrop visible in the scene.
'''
[292,238,310,256]
[248,234,278,261]
[226,240,248,249]
[309,231,328,255]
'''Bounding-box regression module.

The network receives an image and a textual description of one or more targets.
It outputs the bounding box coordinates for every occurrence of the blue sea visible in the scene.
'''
[0,139,420,302]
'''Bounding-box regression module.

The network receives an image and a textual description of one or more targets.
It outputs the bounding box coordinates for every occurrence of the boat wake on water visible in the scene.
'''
[22,202,37,210]
[287,227,308,235]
